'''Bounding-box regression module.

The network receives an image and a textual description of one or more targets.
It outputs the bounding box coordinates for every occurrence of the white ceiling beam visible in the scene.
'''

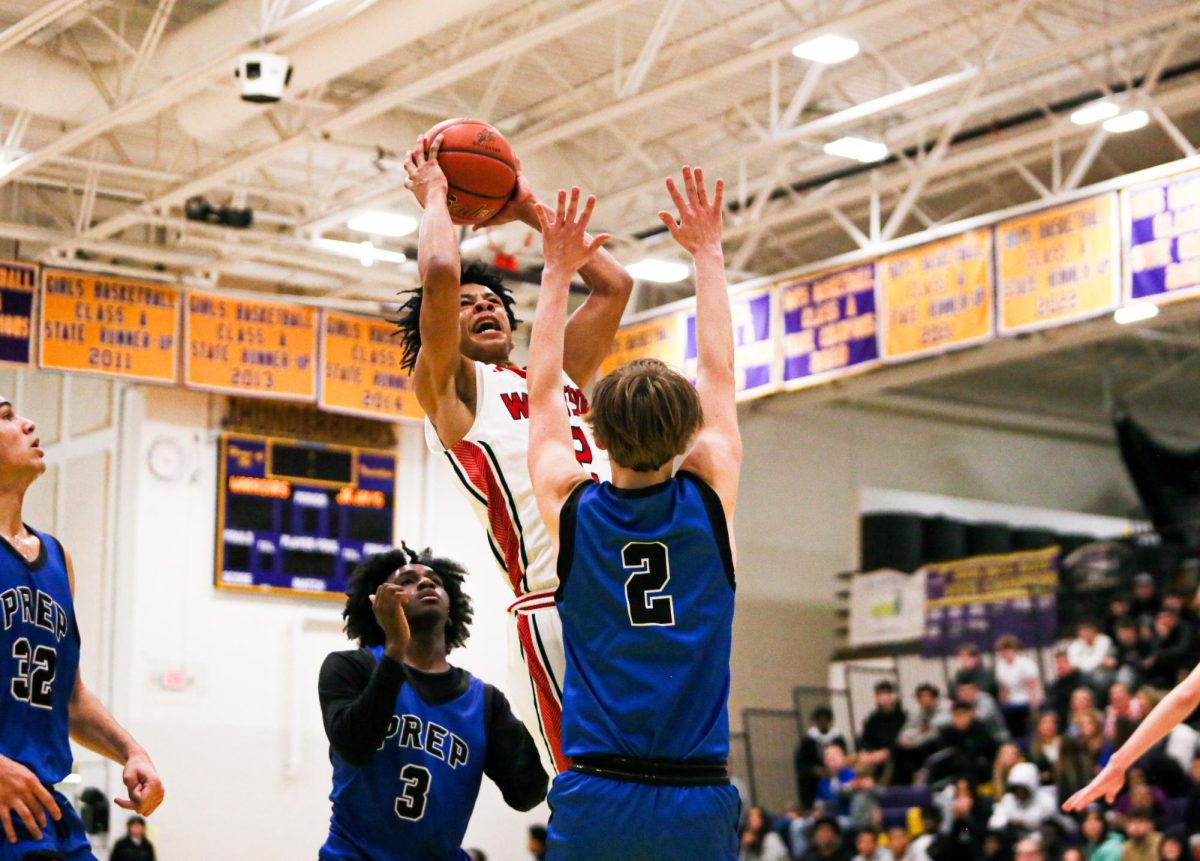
[0,0,91,56]
[600,2,1200,215]
[617,0,689,99]
[55,0,641,251]
[512,0,938,153]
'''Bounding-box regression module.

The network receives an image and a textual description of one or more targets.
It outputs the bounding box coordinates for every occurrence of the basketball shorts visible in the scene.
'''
[507,599,569,776]
[545,769,740,861]
[2,791,96,861]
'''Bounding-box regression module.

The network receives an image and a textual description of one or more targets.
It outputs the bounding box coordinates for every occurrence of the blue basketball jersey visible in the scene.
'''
[321,650,488,861]
[0,527,80,787]
[555,471,735,762]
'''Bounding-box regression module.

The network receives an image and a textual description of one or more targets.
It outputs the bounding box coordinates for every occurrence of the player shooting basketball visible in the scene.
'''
[0,396,164,860]
[527,169,742,859]
[398,131,633,777]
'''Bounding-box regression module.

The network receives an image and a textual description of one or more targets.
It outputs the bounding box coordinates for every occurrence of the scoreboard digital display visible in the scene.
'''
[215,432,397,599]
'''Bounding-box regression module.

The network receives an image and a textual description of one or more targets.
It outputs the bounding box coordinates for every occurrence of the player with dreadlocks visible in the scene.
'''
[318,544,547,861]
[399,132,634,776]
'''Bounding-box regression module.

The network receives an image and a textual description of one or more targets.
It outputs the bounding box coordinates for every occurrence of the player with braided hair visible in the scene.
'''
[399,132,634,776]
[319,545,547,861]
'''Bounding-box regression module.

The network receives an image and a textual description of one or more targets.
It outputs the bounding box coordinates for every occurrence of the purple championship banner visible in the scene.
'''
[922,546,1060,658]
[0,259,37,367]
[683,286,776,400]
[1125,169,1200,304]
[780,263,878,389]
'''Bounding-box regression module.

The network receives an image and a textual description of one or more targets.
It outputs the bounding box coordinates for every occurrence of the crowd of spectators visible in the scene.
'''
[738,579,1200,861]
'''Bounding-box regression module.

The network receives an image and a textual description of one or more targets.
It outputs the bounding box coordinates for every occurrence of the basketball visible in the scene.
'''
[424,118,518,226]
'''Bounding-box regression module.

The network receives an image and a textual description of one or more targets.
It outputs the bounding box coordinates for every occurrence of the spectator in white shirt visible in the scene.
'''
[995,635,1043,739]
[1067,620,1115,690]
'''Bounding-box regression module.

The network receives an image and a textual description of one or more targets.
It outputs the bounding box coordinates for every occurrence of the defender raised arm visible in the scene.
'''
[527,188,611,538]
[664,167,742,525]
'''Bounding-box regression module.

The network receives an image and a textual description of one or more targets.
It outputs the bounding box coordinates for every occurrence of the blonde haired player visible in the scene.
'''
[398,132,633,776]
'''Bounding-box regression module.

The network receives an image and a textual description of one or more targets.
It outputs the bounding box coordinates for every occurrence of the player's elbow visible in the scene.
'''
[420,256,460,292]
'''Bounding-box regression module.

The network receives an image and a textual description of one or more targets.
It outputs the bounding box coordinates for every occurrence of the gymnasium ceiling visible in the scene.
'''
[2,0,1199,440]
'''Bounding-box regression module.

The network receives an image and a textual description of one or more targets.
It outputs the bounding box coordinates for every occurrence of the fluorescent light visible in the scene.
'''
[1103,110,1149,133]
[823,136,889,163]
[792,34,860,64]
[311,237,407,265]
[1070,100,1120,126]
[346,210,417,237]
[627,259,690,283]
[1114,303,1159,325]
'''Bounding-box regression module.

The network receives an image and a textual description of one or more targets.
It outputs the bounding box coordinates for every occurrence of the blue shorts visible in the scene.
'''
[1,791,95,861]
[546,769,740,861]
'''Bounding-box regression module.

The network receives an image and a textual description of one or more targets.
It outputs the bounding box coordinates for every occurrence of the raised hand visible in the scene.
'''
[371,582,411,662]
[535,187,611,280]
[0,754,61,843]
[1063,761,1127,811]
[403,133,449,210]
[116,752,164,816]
[473,174,538,230]
[658,166,724,255]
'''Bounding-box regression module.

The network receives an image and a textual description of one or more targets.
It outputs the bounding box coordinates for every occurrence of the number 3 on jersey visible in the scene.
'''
[622,542,676,627]
[394,763,431,821]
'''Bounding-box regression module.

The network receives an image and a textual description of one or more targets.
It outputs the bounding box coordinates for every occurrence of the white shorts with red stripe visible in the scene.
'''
[507,589,569,776]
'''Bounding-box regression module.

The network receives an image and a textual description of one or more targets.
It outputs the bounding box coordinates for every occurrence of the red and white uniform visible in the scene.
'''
[425,362,609,775]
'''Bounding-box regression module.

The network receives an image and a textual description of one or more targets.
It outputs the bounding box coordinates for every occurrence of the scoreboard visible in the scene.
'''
[215,432,397,599]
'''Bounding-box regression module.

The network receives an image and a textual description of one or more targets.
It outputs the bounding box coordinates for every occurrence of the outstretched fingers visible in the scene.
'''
[565,186,581,224]
[665,176,687,216]
[682,165,699,206]
[711,177,725,211]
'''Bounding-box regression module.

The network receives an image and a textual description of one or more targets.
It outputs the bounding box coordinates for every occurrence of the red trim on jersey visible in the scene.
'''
[448,440,526,595]
[516,614,569,774]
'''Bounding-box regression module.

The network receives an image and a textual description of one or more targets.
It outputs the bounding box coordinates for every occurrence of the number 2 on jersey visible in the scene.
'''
[571,427,600,482]
[622,542,676,627]
[394,763,431,821]
[10,638,57,709]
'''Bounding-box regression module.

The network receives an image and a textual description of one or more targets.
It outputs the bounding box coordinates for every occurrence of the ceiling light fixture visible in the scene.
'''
[312,237,407,266]
[346,210,418,237]
[792,34,860,64]
[1113,303,1159,325]
[1070,100,1120,125]
[823,136,889,163]
[627,259,690,283]
[1103,110,1150,134]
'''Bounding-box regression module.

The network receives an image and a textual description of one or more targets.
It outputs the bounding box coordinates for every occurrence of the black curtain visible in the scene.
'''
[1115,412,1200,545]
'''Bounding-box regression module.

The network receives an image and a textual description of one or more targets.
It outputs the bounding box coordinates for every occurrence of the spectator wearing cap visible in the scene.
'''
[1118,808,1162,861]
[800,817,853,861]
[796,706,849,809]
[995,635,1043,739]
[1142,609,1193,690]
[988,762,1060,837]
[1068,621,1116,691]
[954,644,999,699]
[939,680,1009,744]
[929,699,999,786]
[859,680,908,784]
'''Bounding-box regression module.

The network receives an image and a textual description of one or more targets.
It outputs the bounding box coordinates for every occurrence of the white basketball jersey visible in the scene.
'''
[425,361,610,596]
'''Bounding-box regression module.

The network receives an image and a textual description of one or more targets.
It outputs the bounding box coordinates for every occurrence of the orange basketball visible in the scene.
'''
[423,118,518,226]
